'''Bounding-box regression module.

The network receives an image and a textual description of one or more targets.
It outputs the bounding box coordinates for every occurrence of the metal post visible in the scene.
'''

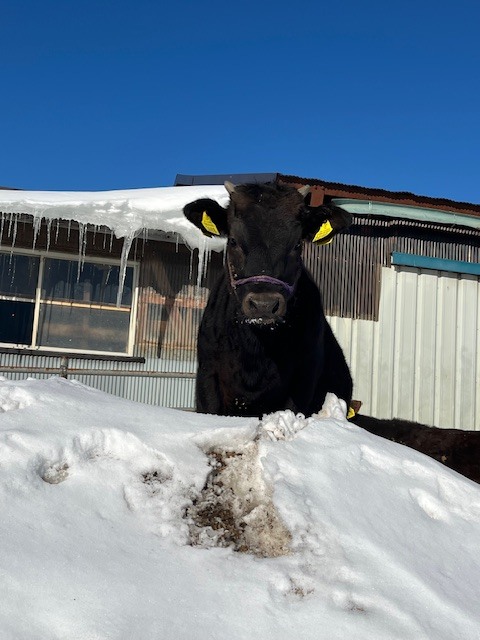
[60,357,69,379]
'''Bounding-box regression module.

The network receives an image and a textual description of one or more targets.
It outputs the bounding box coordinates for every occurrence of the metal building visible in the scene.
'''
[1,175,479,430]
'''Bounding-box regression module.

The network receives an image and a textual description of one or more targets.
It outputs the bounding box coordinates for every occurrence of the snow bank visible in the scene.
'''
[1,378,480,639]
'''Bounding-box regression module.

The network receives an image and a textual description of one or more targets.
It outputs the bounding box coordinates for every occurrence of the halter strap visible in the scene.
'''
[231,274,295,297]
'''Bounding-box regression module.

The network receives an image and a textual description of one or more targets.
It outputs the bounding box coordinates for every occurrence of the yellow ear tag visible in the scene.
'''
[201,211,220,236]
[313,220,333,243]
[347,406,356,420]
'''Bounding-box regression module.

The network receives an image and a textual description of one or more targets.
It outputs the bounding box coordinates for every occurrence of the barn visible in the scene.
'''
[1,174,479,430]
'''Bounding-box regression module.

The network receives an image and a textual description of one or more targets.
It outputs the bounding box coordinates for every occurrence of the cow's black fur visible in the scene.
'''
[184,182,480,485]
[184,182,353,417]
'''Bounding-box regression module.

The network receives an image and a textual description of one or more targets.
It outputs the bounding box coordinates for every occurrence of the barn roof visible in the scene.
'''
[278,174,480,219]
[1,175,480,245]
[175,172,480,220]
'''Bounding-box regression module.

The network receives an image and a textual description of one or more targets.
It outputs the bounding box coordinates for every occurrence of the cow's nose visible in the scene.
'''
[242,291,286,320]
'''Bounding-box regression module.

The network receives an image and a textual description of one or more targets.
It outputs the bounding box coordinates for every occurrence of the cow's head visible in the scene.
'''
[183,182,352,325]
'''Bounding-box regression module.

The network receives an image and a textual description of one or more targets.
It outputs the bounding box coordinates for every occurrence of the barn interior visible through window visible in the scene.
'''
[0,250,136,355]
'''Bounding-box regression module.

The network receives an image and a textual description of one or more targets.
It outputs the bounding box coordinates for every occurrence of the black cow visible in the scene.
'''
[184,181,480,484]
[183,181,353,418]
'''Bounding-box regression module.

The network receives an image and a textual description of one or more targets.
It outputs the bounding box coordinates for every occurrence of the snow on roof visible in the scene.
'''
[0,185,230,251]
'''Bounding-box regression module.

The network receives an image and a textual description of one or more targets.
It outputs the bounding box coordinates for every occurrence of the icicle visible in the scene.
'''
[205,246,212,280]
[7,212,13,238]
[55,219,60,243]
[189,248,194,282]
[32,215,42,249]
[196,237,210,296]
[9,214,18,253]
[67,219,72,241]
[0,212,4,247]
[116,231,136,307]
[102,229,107,250]
[77,222,87,281]
[196,244,204,293]
[141,228,148,257]
[109,229,114,252]
[45,218,52,252]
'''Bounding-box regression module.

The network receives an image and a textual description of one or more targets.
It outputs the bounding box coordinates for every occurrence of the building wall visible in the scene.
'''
[0,223,222,410]
[303,215,480,321]
[329,265,480,430]
[1,215,479,428]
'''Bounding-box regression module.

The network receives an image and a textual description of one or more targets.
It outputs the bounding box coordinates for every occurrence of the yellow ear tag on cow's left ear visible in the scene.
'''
[347,406,356,420]
[313,220,333,244]
[201,211,220,236]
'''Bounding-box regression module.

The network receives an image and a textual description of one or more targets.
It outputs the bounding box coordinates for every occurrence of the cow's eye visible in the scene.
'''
[227,237,238,248]
[294,241,302,251]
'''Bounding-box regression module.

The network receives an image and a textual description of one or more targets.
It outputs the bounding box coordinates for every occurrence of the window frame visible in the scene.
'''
[0,247,139,357]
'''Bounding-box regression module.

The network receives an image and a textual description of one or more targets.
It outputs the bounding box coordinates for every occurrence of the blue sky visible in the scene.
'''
[2,0,480,203]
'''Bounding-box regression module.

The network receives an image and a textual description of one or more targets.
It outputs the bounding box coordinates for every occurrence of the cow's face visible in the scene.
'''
[183,182,352,325]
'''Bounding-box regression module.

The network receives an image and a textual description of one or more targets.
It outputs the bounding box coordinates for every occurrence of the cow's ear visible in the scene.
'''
[183,198,229,238]
[301,204,352,245]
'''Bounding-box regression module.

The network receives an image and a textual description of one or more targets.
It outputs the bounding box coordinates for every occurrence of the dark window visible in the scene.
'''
[0,300,35,344]
[0,251,136,354]
[42,258,133,306]
[0,253,39,298]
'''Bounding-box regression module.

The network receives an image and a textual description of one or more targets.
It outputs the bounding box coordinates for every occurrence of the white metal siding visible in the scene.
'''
[329,265,480,431]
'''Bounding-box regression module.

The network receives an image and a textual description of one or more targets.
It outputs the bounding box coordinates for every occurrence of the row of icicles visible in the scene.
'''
[0,211,215,306]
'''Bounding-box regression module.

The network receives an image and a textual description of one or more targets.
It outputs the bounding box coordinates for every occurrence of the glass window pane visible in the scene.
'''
[0,253,39,298]
[42,258,133,306]
[37,304,131,353]
[0,300,35,345]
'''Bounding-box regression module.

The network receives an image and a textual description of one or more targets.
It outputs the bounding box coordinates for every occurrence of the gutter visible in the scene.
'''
[333,199,480,231]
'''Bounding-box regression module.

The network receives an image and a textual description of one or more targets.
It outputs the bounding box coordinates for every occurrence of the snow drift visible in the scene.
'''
[1,377,480,639]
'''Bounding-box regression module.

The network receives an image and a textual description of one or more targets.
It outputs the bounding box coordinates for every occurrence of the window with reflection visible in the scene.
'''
[0,251,136,355]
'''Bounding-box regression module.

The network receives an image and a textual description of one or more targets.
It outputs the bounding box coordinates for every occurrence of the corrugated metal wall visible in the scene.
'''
[0,352,197,408]
[329,265,480,431]
[303,215,480,321]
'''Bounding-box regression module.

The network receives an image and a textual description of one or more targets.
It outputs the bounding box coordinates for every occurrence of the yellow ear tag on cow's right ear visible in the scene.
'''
[313,220,333,244]
[201,211,220,236]
[347,406,356,420]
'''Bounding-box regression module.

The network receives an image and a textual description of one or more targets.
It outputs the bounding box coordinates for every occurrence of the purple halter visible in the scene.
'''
[231,274,295,297]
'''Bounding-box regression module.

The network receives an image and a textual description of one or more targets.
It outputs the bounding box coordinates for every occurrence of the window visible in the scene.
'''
[0,250,137,355]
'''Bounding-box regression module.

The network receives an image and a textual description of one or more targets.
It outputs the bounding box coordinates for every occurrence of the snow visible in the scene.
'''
[0,184,229,302]
[1,377,480,639]
[0,185,229,250]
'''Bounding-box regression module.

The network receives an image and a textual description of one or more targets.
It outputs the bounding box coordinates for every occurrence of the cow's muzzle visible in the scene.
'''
[241,290,286,324]
[231,275,292,324]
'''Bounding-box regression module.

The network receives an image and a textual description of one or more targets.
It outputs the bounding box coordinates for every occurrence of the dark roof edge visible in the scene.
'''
[279,174,480,218]
[175,173,278,186]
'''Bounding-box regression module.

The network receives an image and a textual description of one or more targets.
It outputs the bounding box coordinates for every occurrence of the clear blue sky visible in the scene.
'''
[2,1,480,203]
